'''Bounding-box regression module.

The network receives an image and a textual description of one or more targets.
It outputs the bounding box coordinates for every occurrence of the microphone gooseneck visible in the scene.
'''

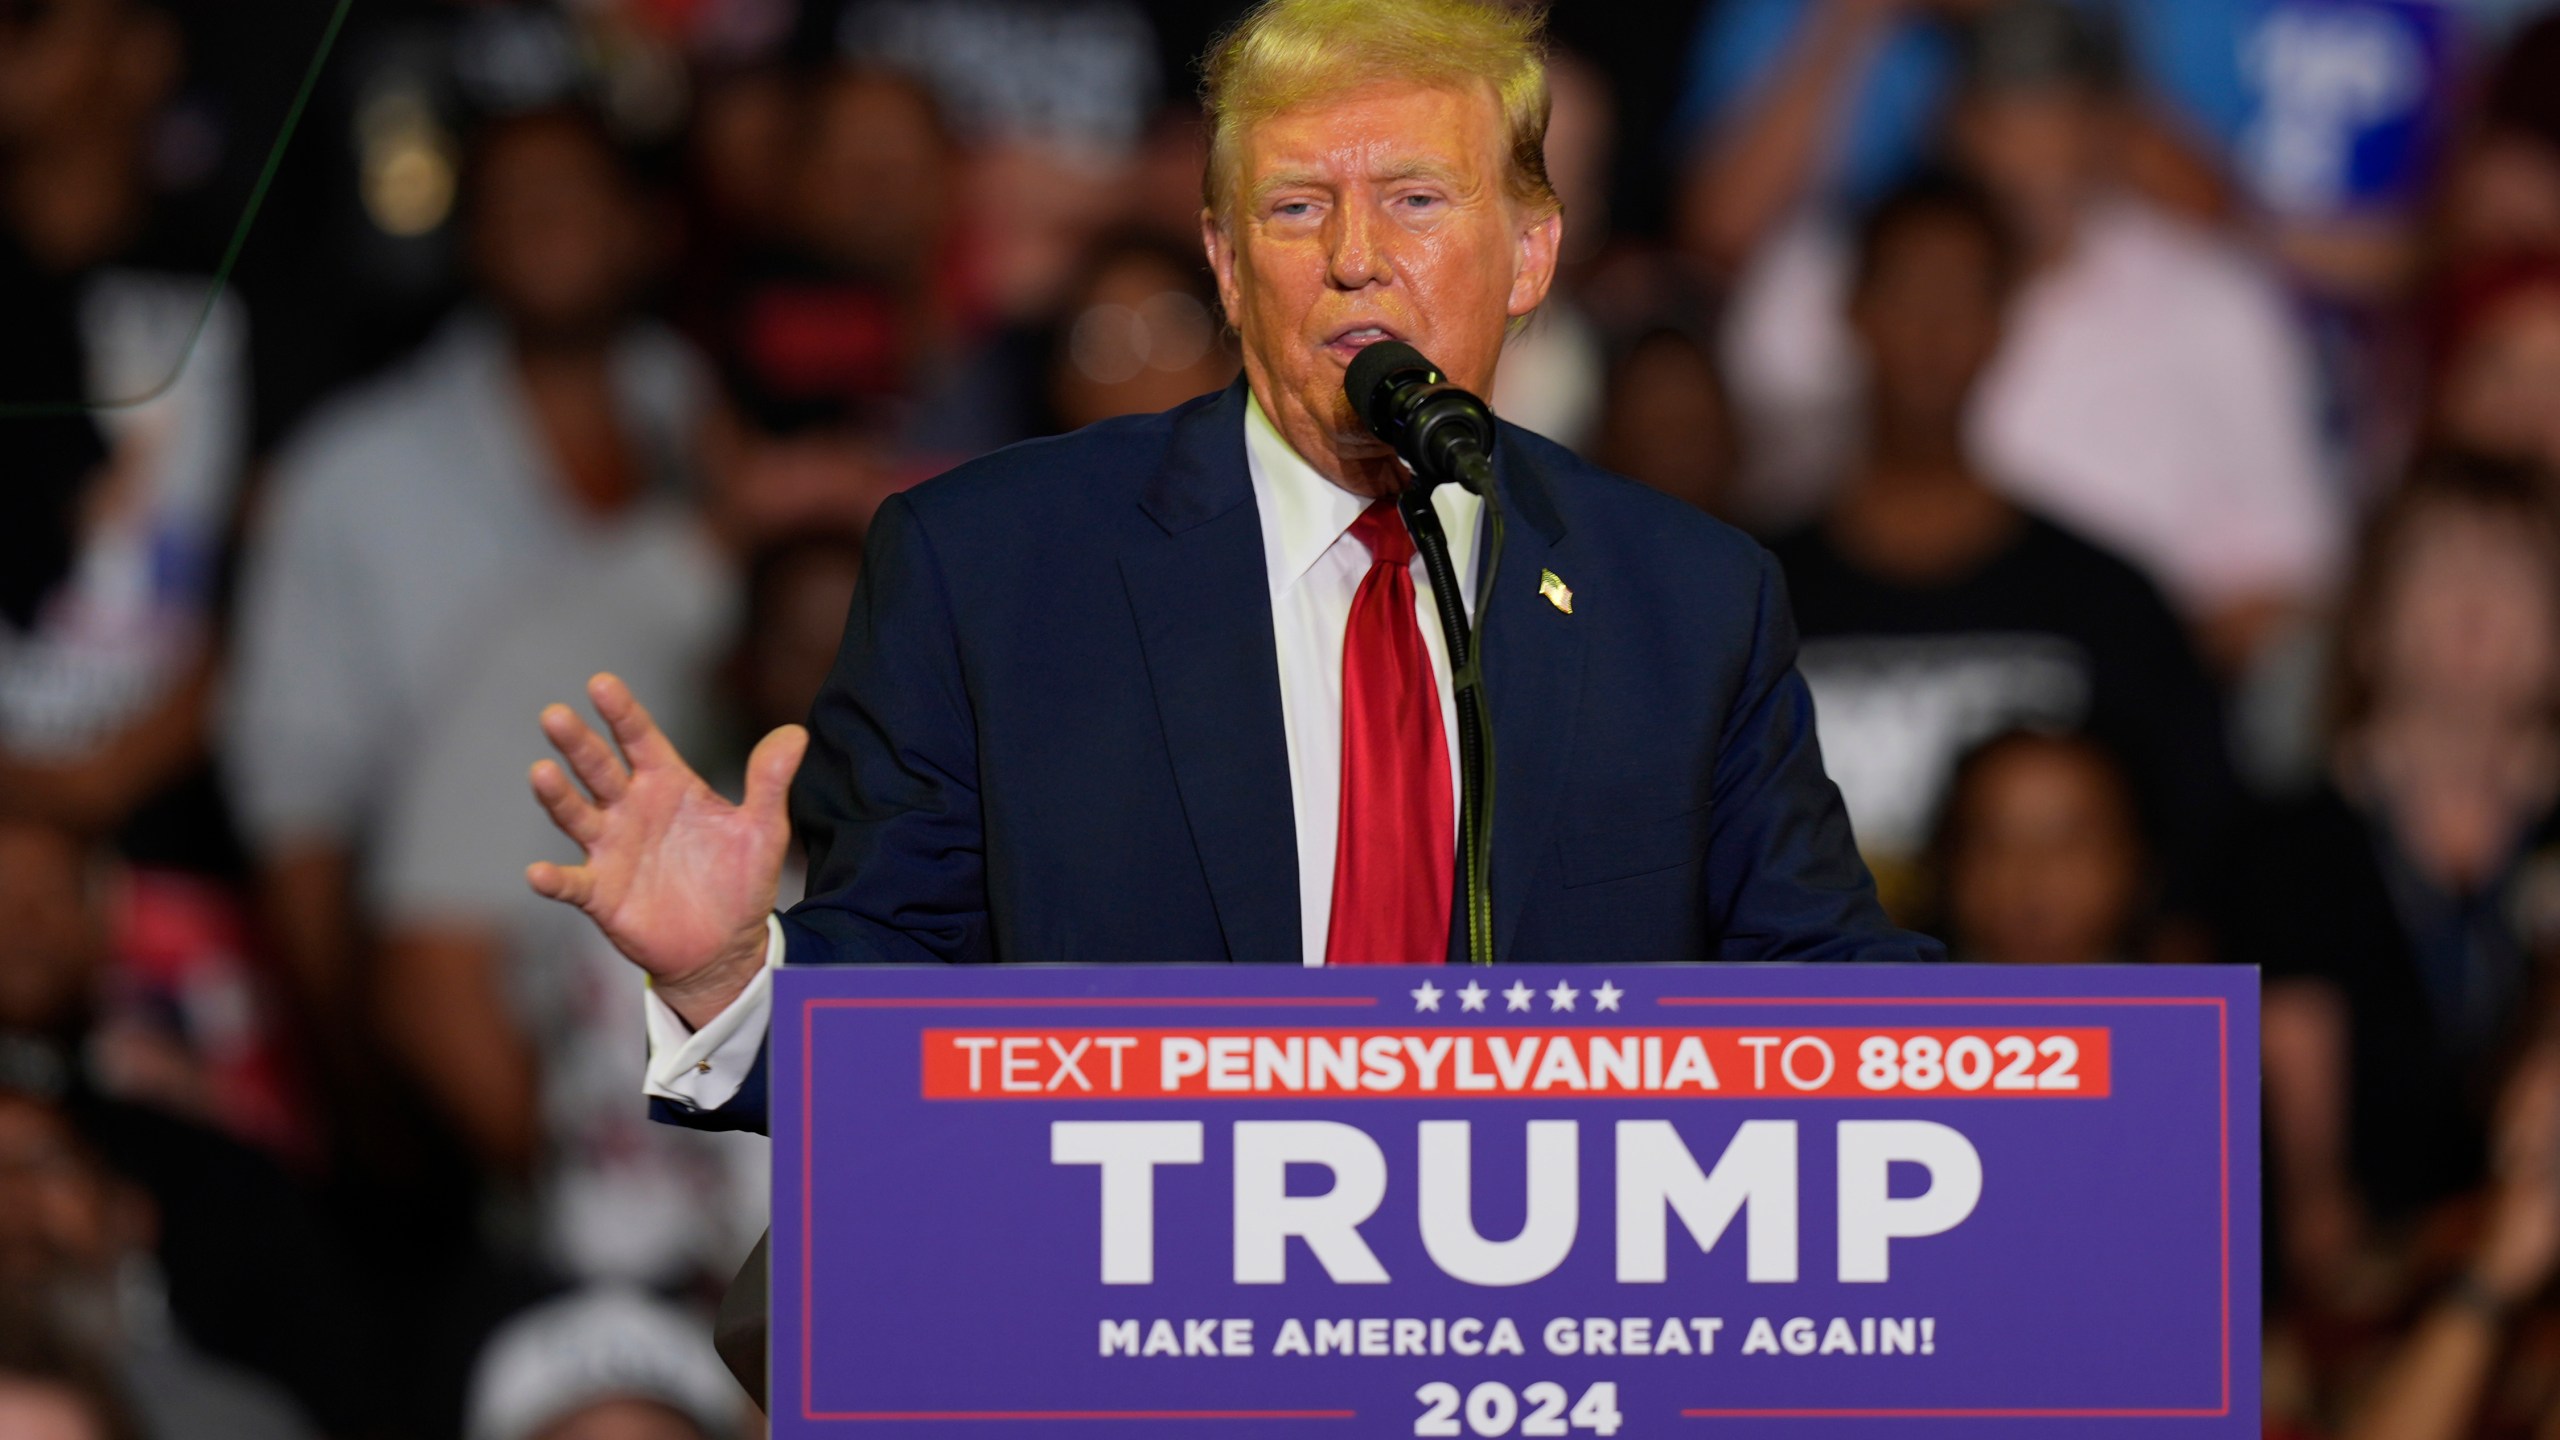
[1343,342,1504,966]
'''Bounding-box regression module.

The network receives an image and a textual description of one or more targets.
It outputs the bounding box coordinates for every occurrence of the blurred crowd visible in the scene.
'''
[10,0,2560,1435]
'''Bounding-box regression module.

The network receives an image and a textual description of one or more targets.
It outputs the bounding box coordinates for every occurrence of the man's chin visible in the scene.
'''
[1329,429,1395,461]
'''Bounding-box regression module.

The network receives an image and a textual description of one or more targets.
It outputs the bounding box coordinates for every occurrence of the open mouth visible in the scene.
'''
[1322,324,1402,362]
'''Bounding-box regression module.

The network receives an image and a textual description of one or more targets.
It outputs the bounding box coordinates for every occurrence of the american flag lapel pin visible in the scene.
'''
[1539,569,1573,614]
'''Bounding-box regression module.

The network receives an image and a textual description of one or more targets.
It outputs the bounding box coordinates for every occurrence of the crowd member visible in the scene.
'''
[701,62,1012,468]
[1680,0,2049,271]
[367,492,803,1290]
[2335,1034,2560,1440]
[1712,0,2339,671]
[223,103,703,1041]
[2434,12,2560,274]
[0,1086,322,1440]
[1594,322,1734,517]
[1677,0,2458,272]
[725,532,868,769]
[670,48,797,345]
[0,0,308,1229]
[0,0,249,873]
[2224,456,2560,1307]
[1769,172,2228,923]
[218,105,707,1435]
[1931,729,2149,965]
[1118,98,1220,246]
[0,1313,141,1440]
[2430,252,2560,479]
[362,274,882,1284]
[463,1288,745,1440]
[831,0,1164,326]
[0,819,367,1432]
[0,812,302,1161]
[1044,232,1237,433]
[369,513,760,1288]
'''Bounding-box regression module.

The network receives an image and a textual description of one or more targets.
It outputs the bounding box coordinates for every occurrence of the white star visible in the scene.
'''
[1457,981,1489,1012]
[1503,981,1535,1012]
[1411,981,1444,1012]
[1547,979,1580,1012]
[1592,981,1624,1013]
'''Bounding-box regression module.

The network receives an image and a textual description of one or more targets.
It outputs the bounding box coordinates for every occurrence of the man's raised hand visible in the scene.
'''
[526,673,808,1029]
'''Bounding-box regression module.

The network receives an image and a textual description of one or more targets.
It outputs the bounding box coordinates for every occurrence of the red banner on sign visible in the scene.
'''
[920,1027,2111,1100]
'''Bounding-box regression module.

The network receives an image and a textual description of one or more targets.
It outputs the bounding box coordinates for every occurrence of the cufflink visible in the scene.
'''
[1539,569,1573,614]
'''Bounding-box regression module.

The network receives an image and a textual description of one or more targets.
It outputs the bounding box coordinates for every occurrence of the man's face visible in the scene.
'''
[1851,213,2006,433]
[1949,87,2113,256]
[2373,504,2560,718]
[0,821,99,1034]
[470,117,649,347]
[0,0,144,146]
[2440,289,2560,472]
[1051,251,1234,431]
[793,71,950,281]
[1945,744,2140,967]
[1202,81,1559,490]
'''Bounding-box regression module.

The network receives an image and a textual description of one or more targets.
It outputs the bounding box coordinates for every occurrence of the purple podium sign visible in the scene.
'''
[771,964,2257,1437]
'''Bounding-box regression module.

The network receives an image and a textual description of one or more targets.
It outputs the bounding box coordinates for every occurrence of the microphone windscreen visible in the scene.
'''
[1343,340,1432,434]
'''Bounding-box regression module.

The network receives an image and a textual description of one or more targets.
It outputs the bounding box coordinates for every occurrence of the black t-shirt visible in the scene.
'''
[1769,511,2233,904]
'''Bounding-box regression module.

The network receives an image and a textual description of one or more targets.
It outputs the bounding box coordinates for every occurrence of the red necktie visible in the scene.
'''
[1325,501,1454,965]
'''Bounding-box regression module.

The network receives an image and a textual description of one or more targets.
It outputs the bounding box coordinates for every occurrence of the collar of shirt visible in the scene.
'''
[1242,389,1482,611]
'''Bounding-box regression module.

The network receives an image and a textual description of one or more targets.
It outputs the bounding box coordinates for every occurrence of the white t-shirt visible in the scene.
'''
[223,314,704,856]
[0,271,247,759]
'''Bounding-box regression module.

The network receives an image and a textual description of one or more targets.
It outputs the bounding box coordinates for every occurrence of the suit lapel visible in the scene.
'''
[1120,382,1302,965]
[1478,428,1584,961]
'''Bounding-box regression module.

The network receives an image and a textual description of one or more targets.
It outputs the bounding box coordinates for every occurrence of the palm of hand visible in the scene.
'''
[526,674,809,996]
[585,763,785,981]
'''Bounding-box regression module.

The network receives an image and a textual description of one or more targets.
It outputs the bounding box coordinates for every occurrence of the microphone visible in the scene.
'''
[1340,339,1503,968]
[1343,341,1496,495]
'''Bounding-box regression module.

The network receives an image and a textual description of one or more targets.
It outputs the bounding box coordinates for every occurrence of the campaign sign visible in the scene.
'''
[771,964,2257,1437]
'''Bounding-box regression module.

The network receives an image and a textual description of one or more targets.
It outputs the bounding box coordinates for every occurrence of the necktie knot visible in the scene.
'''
[1350,500,1415,569]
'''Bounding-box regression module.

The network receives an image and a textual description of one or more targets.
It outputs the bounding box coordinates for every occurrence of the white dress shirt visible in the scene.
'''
[645,392,1481,1110]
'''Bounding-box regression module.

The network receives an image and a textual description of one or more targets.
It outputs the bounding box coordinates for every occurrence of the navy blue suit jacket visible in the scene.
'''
[657,381,1936,1132]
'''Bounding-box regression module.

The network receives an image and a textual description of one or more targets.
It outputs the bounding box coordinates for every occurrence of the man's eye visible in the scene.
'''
[1275,201,1315,218]
[1398,194,1442,210]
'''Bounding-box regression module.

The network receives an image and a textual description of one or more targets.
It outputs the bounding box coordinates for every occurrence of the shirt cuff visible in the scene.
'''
[642,914,784,1111]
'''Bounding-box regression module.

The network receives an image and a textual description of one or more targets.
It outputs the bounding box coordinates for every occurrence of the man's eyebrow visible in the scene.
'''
[1247,158,1474,207]
[1374,158,1467,187]
[1249,170,1328,206]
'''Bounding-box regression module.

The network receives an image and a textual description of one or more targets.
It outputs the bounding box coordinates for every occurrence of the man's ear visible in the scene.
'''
[1200,207,1243,331]
[1507,208,1564,319]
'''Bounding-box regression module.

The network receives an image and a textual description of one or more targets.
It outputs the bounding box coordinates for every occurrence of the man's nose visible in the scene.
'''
[1324,201,1391,291]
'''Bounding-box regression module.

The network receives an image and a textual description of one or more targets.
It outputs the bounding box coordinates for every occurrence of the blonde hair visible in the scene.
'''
[1200,0,1557,223]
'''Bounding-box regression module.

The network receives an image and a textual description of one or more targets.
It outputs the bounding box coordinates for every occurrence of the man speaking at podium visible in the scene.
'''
[525,0,1938,1135]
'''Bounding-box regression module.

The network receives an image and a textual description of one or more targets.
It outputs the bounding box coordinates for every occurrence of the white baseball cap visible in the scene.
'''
[465,1288,743,1440]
